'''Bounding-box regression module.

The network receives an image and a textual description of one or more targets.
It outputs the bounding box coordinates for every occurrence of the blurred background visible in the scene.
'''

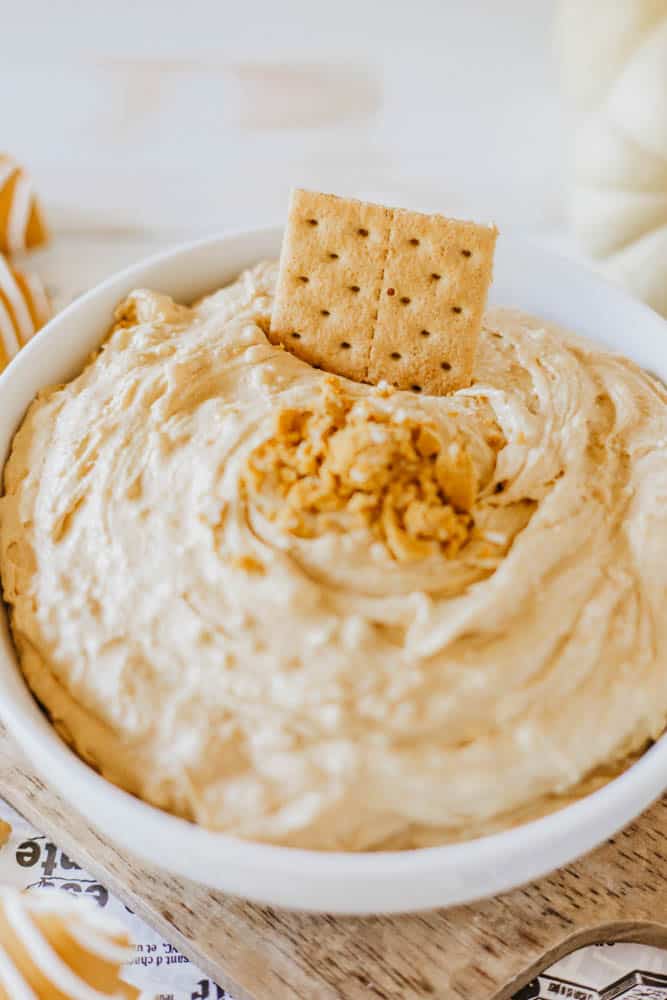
[3,0,666,311]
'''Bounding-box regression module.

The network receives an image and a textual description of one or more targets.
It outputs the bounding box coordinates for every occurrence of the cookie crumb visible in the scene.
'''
[231,555,266,575]
[244,384,477,561]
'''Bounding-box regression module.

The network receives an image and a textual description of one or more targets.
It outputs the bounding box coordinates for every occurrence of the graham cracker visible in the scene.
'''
[270,189,391,381]
[271,189,497,395]
[369,209,498,394]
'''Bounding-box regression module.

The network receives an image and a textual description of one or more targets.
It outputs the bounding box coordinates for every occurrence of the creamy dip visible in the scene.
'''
[2,261,667,850]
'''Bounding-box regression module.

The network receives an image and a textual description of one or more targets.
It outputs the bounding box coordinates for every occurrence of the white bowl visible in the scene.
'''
[1,226,666,915]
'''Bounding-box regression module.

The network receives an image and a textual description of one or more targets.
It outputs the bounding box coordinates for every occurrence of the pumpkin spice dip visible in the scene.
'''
[2,261,667,850]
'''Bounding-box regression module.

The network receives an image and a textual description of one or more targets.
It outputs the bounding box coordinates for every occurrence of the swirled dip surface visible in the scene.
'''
[2,262,667,850]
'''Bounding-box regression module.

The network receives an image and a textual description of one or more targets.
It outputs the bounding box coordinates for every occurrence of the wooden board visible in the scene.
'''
[1,720,666,1000]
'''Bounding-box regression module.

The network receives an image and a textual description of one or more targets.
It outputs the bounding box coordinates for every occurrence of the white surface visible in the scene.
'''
[3,0,564,237]
[0,226,666,915]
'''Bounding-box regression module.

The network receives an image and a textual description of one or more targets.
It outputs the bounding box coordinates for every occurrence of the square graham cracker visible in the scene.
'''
[270,190,497,394]
[269,189,391,381]
[369,209,498,394]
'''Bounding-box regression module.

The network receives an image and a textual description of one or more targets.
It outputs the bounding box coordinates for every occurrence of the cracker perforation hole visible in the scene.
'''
[420,329,430,338]
[386,288,395,297]
[340,341,351,350]
[441,361,452,371]
[451,306,462,314]
[409,238,419,246]
[461,249,472,257]
[400,296,411,305]
[390,352,401,360]
[349,285,360,293]
[411,385,422,393]
[298,275,309,283]
[357,228,369,237]
[431,273,441,281]
[320,310,330,317]
[291,332,301,339]
[328,252,339,260]
[307,218,318,226]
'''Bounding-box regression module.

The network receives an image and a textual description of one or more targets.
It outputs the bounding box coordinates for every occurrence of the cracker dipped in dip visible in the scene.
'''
[2,260,667,850]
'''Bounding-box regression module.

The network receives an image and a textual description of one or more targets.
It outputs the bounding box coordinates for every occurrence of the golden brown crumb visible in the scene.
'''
[244,381,477,561]
[255,314,271,337]
[231,555,266,575]
[112,297,139,330]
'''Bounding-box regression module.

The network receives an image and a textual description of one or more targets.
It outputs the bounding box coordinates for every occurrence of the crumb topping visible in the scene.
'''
[231,554,266,575]
[244,378,477,561]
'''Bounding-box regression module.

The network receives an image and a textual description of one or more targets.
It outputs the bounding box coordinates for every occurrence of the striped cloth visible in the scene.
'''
[0,254,50,369]
[0,154,48,255]
[0,154,50,369]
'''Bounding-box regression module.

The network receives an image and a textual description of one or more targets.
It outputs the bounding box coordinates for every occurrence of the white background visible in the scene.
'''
[4,0,566,241]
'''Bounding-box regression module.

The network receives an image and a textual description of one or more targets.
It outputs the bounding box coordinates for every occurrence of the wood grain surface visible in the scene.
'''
[1,720,665,1000]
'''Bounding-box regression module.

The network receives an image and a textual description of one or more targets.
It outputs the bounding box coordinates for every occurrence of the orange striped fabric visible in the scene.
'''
[0,253,51,369]
[0,154,48,255]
